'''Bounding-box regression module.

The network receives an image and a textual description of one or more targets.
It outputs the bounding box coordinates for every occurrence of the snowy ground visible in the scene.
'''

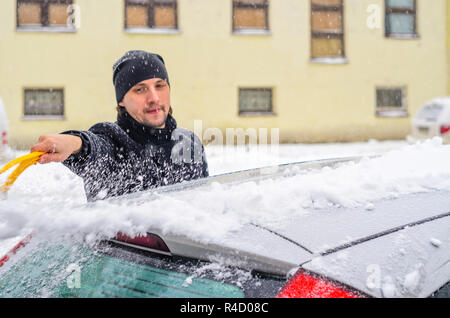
[2,138,449,257]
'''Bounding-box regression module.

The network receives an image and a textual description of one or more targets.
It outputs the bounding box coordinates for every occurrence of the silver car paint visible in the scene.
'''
[302,215,450,297]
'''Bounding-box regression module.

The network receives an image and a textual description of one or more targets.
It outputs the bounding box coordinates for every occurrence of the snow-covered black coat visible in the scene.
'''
[62,111,208,201]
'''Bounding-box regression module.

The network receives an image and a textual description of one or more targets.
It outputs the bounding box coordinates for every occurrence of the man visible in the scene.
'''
[31,50,209,201]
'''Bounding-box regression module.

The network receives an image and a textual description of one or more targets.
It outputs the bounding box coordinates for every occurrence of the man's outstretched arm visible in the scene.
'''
[31,134,83,164]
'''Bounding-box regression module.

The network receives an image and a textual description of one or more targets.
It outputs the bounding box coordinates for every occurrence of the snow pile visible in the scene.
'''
[0,138,449,252]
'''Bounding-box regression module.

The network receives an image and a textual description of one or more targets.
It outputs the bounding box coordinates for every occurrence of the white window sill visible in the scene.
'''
[385,33,420,40]
[239,111,276,117]
[232,29,271,36]
[310,57,349,65]
[124,28,180,35]
[22,115,66,121]
[16,26,77,33]
[376,110,409,118]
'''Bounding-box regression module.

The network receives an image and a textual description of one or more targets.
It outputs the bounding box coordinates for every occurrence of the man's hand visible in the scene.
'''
[31,134,83,164]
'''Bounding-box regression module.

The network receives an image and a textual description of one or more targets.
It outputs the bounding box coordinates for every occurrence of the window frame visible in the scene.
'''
[22,88,66,120]
[124,0,179,32]
[232,0,270,34]
[375,86,409,118]
[16,0,76,32]
[238,87,275,117]
[310,0,346,63]
[384,0,418,39]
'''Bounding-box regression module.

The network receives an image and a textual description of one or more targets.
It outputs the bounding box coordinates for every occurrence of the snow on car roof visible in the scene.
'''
[0,137,449,254]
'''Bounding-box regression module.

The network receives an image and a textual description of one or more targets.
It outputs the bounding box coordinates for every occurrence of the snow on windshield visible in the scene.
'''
[0,138,449,255]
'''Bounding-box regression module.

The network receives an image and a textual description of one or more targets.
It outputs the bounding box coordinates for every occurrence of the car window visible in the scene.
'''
[0,240,284,298]
[415,103,444,121]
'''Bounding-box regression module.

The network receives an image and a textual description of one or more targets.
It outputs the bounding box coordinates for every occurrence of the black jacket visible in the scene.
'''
[62,111,208,201]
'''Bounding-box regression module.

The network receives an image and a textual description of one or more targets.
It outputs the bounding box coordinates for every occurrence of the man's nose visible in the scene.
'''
[146,87,160,104]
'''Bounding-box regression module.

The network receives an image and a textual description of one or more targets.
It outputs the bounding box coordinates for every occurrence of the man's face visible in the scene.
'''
[119,78,170,129]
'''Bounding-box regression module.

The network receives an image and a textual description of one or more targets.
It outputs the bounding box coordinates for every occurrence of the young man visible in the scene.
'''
[31,50,209,201]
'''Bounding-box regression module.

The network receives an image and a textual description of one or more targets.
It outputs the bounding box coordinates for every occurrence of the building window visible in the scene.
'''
[24,89,65,119]
[239,88,273,115]
[385,0,417,38]
[17,0,75,30]
[375,87,408,117]
[310,0,345,60]
[125,0,178,30]
[232,0,269,33]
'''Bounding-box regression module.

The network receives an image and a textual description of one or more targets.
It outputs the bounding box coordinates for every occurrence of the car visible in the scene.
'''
[0,98,10,159]
[409,97,450,144]
[0,157,449,298]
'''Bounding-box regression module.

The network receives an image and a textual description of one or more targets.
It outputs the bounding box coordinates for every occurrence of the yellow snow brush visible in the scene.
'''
[0,152,45,193]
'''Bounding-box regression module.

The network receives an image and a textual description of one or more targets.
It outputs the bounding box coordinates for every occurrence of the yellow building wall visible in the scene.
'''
[0,0,448,148]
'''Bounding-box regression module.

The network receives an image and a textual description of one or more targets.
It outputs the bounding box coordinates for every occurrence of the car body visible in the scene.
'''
[0,157,449,298]
[409,97,450,144]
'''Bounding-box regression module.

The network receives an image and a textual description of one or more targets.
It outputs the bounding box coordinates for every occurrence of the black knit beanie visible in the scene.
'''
[113,50,170,104]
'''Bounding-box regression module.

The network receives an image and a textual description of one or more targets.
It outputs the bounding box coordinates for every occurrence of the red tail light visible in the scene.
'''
[113,232,170,254]
[1,131,7,145]
[440,126,450,135]
[276,269,364,298]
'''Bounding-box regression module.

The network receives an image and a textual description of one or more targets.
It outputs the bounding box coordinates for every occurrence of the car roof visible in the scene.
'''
[423,97,450,107]
[302,211,450,297]
[106,158,450,285]
[135,189,450,288]
[262,190,450,255]
[420,97,450,114]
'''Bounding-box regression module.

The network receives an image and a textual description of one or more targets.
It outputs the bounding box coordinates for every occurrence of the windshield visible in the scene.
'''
[415,103,444,121]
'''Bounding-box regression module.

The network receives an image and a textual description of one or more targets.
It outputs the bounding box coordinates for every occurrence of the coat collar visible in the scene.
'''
[116,110,177,145]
